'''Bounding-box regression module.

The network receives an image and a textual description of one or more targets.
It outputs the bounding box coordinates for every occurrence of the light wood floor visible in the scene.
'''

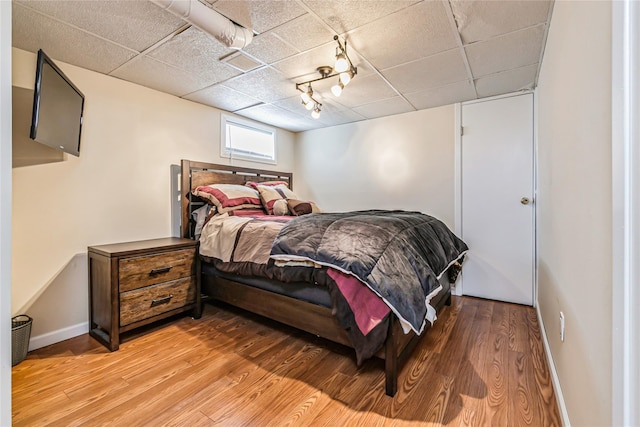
[12,296,561,426]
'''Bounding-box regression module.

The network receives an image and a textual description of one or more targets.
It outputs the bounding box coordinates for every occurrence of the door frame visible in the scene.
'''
[0,1,12,425]
[611,0,639,424]
[453,90,537,303]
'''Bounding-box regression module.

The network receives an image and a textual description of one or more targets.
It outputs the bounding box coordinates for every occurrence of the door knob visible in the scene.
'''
[521,197,531,205]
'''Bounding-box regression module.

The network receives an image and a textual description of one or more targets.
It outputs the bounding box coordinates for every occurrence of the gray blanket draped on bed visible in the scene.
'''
[270,210,469,334]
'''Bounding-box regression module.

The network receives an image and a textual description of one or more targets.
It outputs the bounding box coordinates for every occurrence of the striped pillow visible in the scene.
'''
[192,184,263,214]
[255,184,297,215]
[245,180,289,190]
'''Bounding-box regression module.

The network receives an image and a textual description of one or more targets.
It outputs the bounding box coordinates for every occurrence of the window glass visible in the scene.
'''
[221,115,276,164]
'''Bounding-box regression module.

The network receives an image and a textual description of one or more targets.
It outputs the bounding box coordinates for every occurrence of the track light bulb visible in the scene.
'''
[311,105,321,119]
[304,100,314,110]
[331,81,344,97]
[339,71,352,86]
[300,85,313,104]
[334,53,348,73]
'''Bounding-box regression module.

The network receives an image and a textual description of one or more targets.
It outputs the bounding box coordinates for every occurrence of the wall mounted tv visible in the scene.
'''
[30,49,85,157]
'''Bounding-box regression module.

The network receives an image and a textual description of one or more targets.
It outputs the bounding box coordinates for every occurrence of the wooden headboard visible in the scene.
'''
[180,159,293,239]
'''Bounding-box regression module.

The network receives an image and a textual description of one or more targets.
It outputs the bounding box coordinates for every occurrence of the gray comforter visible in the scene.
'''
[270,210,468,334]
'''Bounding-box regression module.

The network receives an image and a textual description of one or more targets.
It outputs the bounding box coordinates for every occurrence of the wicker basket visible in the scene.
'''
[12,315,32,366]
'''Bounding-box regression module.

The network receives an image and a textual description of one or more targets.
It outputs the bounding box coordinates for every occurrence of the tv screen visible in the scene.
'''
[30,49,85,157]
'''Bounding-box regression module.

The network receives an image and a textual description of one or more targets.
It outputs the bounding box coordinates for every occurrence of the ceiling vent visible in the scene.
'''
[220,51,263,73]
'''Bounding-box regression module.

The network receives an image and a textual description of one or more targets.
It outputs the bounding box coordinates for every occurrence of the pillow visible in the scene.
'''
[287,199,322,216]
[245,180,289,190]
[255,183,297,215]
[272,199,290,216]
[192,184,263,213]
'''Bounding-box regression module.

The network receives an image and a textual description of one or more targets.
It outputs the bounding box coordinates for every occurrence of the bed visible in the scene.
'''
[180,159,467,396]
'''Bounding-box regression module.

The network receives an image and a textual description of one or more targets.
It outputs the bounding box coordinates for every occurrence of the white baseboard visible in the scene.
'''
[536,304,571,427]
[28,322,89,351]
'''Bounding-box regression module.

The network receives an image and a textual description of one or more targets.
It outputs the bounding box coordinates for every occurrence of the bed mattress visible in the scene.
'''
[201,262,332,308]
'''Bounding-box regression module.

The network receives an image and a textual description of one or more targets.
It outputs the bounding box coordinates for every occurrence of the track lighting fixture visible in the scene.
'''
[294,35,357,119]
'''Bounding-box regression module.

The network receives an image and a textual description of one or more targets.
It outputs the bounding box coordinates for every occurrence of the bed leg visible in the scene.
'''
[446,292,452,306]
[385,316,398,397]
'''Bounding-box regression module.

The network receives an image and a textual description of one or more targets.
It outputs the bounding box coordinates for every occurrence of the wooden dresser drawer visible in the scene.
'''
[120,277,196,326]
[119,248,195,292]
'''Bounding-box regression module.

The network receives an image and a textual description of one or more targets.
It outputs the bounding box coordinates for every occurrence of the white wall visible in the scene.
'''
[1,2,13,425]
[11,48,295,345]
[536,2,612,426]
[294,105,455,228]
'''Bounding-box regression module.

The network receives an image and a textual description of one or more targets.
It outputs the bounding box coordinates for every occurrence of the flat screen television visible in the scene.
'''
[30,49,85,157]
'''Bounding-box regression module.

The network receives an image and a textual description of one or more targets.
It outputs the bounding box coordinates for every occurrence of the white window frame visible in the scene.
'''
[220,114,277,165]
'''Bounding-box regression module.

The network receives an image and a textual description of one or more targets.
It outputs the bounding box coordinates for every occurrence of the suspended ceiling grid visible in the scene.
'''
[12,0,554,132]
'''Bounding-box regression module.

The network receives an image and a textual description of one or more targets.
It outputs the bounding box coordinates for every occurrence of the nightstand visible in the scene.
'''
[88,237,201,351]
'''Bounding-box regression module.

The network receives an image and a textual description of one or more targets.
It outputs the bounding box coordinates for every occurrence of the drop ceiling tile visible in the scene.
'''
[352,96,415,119]
[271,44,335,80]
[223,67,297,103]
[12,3,137,74]
[272,95,352,118]
[474,64,538,98]
[466,25,545,77]
[273,96,314,115]
[271,14,335,52]
[405,80,477,110]
[327,74,398,108]
[315,108,366,127]
[318,97,352,112]
[271,94,363,128]
[147,27,241,84]
[222,51,263,72]
[347,1,458,70]
[243,33,299,64]
[14,0,187,52]
[451,0,552,44]
[382,49,468,94]
[302,0,420,34]
[111,56,214,97]
[211,0,306,34]
[236,104,317,132]
[184,84,261,112]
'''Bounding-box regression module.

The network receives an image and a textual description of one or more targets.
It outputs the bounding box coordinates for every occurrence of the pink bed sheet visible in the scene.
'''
[328,268,390,336]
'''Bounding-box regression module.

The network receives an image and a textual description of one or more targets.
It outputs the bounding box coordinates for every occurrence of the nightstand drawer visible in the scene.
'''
[120,277,196,326]
[119,249,195,292]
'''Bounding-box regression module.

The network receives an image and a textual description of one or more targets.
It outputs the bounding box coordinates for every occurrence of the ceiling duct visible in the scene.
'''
[150,0,253,49]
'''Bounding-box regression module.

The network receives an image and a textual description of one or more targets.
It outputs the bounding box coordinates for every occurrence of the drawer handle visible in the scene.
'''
[150,295,173,307]
[150,266,173,275]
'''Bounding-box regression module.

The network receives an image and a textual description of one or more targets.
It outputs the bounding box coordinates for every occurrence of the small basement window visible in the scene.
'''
[221,114,276,164]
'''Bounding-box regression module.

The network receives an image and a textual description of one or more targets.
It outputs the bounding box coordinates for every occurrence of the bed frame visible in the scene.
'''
[180,159,451,396]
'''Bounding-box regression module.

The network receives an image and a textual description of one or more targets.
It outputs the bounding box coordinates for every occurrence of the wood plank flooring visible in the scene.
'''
[12,296,561,426]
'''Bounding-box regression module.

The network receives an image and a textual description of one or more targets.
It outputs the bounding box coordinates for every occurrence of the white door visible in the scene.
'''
[460,93,534,305]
